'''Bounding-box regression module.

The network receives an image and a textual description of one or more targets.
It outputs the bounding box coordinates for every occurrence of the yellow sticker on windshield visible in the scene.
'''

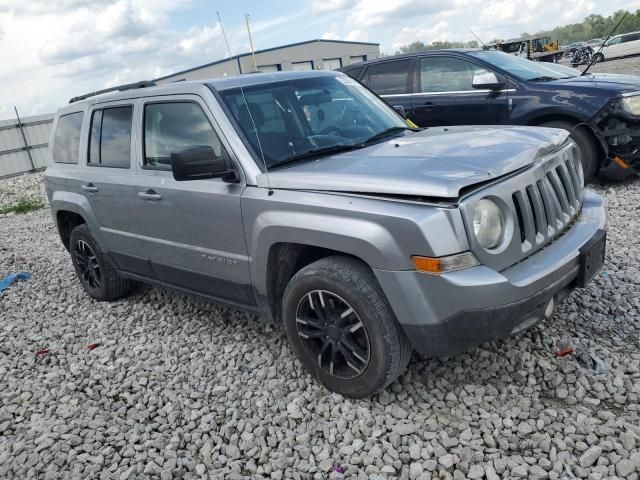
[405,118,419,129]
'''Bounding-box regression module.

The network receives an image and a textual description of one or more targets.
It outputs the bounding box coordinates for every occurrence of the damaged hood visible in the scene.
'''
[550,73,640,94]
[256,126,569,198]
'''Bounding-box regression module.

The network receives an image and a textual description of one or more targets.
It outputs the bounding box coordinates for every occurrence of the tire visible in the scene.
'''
[282,256,412,398]
[540,120,598,183]
[593,52,604,63]
[69,224,134,301]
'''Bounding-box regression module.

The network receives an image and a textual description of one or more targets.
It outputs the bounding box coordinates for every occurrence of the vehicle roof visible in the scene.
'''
[58,70,342,113]
[339,49,483,69]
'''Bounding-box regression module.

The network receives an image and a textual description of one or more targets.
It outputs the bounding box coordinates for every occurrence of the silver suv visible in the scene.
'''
[45,71,607,397]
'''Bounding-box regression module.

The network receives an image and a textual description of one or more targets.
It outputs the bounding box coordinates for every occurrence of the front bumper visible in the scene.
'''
[374,189,607,357]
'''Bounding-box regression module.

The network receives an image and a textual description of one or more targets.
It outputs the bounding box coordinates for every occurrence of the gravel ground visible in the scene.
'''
[1,173,639,480]
[587,55,640,76]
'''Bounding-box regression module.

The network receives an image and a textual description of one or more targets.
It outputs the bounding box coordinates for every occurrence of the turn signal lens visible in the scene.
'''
[412,252,480,274]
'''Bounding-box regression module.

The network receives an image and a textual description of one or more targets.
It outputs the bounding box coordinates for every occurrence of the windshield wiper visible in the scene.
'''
[267,126,419,170]
[361,126,418,145]
[269,144,360,169]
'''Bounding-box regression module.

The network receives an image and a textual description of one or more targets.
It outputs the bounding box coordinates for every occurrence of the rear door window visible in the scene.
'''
[361,60,411,95]
[88,106,133,168]
[52,112,84,164]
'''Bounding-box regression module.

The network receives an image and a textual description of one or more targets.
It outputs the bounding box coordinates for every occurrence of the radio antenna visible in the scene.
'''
[217,12,238,75]
[582,11,628,76]
[470,30,487,49]
[245,14,258,72]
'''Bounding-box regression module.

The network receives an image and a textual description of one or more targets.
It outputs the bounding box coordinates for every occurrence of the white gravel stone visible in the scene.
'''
[616,459,635,477]
[579,446,602,468]
[1,174,640,479]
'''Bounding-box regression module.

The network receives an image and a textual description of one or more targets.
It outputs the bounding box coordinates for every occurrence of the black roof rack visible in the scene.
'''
[69,80,156,104]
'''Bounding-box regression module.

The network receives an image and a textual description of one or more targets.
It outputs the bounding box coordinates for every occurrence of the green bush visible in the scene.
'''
[0,197,44,215]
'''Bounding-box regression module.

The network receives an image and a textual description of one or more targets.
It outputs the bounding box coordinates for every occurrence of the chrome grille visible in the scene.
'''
[511,145,584,253]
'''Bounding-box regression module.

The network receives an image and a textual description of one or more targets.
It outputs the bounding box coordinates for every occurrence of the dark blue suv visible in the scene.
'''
[340,49,640,182]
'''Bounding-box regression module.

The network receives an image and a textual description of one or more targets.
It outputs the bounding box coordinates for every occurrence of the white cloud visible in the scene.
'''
[321,31,340,40]
[392,21,451,51]
[312,0,357,13]
[0,0,228,116]
[347,0,453,27]
[345,29,368,41]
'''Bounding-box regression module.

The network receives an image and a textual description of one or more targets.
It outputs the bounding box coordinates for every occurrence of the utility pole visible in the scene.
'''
[14,106,35,172]
[217,11,238,75]
[245,14,258,72]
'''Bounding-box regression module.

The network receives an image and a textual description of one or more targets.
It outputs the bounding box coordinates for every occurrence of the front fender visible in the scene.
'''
[241,188,468,296]
[250,210,406,295]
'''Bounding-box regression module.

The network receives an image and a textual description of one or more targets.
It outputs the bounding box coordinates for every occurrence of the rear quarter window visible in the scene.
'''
[52,112,84,164]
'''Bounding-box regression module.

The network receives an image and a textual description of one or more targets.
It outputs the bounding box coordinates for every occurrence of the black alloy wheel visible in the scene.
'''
[295,289,371,379]
[74,239,102,290]
[69,223,134,301]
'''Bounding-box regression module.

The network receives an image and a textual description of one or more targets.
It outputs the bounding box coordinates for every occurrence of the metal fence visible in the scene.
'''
[0,112,54,179]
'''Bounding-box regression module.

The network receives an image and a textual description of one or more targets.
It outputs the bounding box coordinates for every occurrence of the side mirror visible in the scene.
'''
[472,71,504,90]
[171,146,237,182]
[392,105,407,118]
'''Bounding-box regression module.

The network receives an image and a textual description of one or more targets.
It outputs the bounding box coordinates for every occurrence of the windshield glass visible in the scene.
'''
[219,75,407,169]
[468,50,577,80]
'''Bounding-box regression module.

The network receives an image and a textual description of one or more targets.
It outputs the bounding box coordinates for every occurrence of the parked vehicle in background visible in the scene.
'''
[595,31,640,62]
[340,49,640,181]
[489,36,563,63]
[569,45,593,66]
[585,38,605,49]
[45,71,607,397]
[564,42,584,56]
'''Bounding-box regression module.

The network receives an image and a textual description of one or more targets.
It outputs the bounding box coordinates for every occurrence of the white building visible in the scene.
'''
[155,39,380,83]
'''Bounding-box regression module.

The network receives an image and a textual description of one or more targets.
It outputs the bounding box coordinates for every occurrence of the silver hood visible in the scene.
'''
[256,125,570,198]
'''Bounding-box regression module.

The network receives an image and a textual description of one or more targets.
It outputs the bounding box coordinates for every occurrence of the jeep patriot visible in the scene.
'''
[45,71,607,397]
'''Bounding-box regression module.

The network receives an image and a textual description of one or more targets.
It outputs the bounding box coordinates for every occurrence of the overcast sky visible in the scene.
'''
[1,0,639,118]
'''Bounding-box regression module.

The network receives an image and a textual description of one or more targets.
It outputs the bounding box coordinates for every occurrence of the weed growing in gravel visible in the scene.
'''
[0,197,44,215]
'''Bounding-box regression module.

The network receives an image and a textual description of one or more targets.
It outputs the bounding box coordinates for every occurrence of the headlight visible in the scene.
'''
[621,94,640,115]
[473,198,504,249]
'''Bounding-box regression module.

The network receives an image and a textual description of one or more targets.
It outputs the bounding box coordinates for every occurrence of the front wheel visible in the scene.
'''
[282,256,412,398]
[593,52,604,63]
[540,121,598,183]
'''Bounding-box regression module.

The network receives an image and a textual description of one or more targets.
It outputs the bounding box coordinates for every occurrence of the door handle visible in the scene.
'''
[138,190,162,201]
[81,184,98,193]
[417,102,434,112]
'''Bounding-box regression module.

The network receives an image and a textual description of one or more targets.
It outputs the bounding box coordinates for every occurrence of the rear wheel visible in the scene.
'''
[282,256,412,398]
[540,120,598,183]
[69,224,134,301]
